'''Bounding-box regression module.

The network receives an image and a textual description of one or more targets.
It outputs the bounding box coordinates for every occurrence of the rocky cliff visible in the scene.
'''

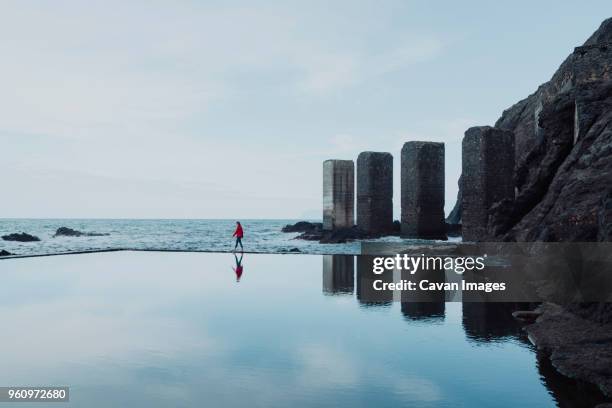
[450,17,612,242]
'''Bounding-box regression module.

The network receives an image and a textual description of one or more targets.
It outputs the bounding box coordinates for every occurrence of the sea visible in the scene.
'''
[0,219,453,256]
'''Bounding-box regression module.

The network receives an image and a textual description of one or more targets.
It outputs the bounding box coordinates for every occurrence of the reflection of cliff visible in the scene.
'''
[462,302,530,343]
[536,352,608,408]
[322,255,354,295]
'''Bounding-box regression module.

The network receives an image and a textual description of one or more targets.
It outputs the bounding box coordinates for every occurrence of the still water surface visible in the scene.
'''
[0,251,603,407]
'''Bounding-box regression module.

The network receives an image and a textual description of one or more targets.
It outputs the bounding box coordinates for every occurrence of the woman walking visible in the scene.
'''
[233,221,244,252]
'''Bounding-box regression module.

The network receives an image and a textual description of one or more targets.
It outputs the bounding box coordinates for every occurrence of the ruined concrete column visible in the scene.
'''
[461,126,515,242]
[357,152,393,233]
[323,160,354,230]
[401,142,446,239]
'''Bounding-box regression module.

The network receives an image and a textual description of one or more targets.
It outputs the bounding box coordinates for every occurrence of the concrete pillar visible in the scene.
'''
[357,152,393,233]
[462,126,515,241]
[401,142,446,239]
[322,255,354,295]
[323,160,354,230]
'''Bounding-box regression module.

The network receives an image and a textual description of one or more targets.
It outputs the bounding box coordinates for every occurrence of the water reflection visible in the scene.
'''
[232,253,244,281]
[356,255,392,307]
[0,252,606,407]
[400,265,445,322]
[323,254,610,406]
[462,302,529,343]
[537,352,608,408]
[322,255,354,295]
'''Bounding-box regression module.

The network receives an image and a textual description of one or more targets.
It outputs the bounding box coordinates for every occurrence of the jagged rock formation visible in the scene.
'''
[1,232,40,242]
[0,250,12,256]
[281,221,322,233]
[452,17,612,243]
[53,227,110,237]
[446,175,462,225]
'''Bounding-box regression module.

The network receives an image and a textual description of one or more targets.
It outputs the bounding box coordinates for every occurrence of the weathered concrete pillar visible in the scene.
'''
[323,160,354,230]
[461,126,515,242]
[401,142,446,239]
[322,255,354,295]
[357,152,393,233]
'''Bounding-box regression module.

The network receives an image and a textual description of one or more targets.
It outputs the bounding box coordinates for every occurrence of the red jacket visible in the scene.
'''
[233,225,244,238]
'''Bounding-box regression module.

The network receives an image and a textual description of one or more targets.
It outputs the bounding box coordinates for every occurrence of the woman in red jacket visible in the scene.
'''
[233,221,244,252]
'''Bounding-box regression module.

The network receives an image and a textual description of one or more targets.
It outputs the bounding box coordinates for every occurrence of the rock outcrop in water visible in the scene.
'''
[0,250,12,256]
[281,221,322,233]
[451,17,612,243]
[282,220,401,243]
[1,232,40,242]
[53,227,110,238]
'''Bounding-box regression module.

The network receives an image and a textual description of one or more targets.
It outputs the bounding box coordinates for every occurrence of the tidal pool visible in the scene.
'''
[0,251,604,407]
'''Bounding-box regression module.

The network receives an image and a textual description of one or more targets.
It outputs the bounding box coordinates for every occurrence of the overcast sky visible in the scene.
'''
[1,1,610,219]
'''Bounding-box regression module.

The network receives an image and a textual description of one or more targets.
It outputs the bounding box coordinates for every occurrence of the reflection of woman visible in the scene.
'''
[232,253,244,282]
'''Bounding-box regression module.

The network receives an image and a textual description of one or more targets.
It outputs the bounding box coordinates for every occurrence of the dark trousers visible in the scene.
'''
[235,237,243,250]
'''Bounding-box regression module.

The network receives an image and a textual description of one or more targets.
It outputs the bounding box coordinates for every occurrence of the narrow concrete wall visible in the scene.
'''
[401,142,446,239]
[323,160,355,230]
[357,152,393,233]
[461,126,515,241]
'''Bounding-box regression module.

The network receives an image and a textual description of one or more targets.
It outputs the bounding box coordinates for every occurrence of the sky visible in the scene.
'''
[1,1,610,219]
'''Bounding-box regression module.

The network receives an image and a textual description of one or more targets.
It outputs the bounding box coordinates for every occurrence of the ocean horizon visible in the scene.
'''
[0,218,450,257]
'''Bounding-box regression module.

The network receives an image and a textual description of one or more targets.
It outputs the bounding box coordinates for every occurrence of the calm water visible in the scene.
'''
[0,219,450,256]
[0,251,604,407]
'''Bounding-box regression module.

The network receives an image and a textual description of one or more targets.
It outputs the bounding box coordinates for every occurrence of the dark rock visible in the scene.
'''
[281,221,322,233]
[598,191,612,241]
[294,226,389,244]
[526,303,612,397]
[1,232,40,242]
[511,310,541,322]
[289,247,301,253]
[289,220,401,243]
[53,227,110,237]
[0,250,12,256]
[446,175,462,225]
[450,17,612,243]
[445,223,461,237]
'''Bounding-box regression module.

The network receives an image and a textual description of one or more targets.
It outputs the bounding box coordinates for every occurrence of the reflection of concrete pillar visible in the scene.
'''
[322,255,354,295]
[323,160,354,230]
[400,267,445,320]
[401,142,446,239]
[357,152,393,233]
[356,256,393,306]
[462,126,515,241]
